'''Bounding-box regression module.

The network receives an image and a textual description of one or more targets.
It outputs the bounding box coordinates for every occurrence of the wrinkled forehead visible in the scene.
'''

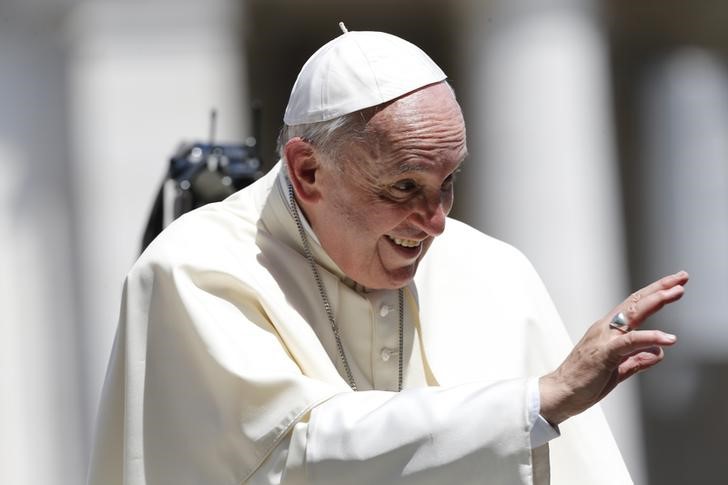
[372,84,464,133]
[371,86,466,154]
[337,96,467,183]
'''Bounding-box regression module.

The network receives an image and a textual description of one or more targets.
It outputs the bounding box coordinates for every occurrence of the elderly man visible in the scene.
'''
[88,29,687,485]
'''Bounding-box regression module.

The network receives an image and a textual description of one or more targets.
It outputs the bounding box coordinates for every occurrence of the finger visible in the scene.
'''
[608,281,685,332]
[620,344,662,360]
[605,271,688,333]
[616,347,665,383]
[631,271,689,302]
[627,284,685,330]
[606,329,676,363]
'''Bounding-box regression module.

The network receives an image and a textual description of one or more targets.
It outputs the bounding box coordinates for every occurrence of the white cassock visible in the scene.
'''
[88,162,632,485]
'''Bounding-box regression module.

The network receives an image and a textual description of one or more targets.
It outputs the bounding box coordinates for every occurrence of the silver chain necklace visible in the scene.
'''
[287,183,404,392]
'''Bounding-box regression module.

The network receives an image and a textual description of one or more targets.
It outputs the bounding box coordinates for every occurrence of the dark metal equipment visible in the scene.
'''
[141,109,263,251]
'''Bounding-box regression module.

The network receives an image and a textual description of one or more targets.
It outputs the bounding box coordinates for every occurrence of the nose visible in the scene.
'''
[414,191,449,236]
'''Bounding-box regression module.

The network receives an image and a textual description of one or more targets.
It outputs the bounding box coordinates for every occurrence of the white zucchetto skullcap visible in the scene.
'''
[283,29,447,126]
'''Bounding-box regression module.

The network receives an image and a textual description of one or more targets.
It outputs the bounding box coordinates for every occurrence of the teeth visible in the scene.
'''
[388,236,421,248]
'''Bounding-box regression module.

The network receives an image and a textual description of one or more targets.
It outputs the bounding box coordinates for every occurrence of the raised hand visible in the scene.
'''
[539,271,689,425]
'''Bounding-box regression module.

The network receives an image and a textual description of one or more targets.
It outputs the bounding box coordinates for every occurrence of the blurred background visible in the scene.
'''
[1,0,726,483]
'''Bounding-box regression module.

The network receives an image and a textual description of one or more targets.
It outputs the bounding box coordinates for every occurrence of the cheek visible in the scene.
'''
[330,192,367,227]
[347,208,409,251]
[334,203,382,245]
[330,186,414,241]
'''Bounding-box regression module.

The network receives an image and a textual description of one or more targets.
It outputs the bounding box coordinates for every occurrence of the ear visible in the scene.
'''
[285,137,323,204]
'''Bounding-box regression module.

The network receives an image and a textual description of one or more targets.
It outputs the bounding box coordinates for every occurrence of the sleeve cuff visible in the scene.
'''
[527,377,561,448]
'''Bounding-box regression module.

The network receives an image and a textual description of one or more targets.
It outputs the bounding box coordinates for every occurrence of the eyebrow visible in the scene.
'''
[394,161,428,174]
[393,153,468,175]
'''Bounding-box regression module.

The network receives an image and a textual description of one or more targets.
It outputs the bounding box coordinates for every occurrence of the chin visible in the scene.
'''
[379,265,419,290]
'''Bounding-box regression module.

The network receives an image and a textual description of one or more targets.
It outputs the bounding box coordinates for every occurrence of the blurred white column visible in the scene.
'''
[0,139,70,485]
[64,0,248,459]
[638,49,728,413]
[0,15,85,484]
[458,0,644,482]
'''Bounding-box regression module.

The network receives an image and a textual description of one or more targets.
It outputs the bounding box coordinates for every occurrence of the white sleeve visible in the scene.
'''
[248,379,539,485]
[251,378,561,484]
[526,378,561,449]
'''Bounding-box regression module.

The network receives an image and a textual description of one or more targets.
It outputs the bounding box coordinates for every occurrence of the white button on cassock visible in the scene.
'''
[380,348,396,361]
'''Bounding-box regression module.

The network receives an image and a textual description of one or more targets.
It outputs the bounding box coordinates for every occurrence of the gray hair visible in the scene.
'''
[276,108,376,168]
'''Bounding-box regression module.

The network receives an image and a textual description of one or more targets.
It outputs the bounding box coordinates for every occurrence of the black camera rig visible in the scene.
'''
[141,109,264,251]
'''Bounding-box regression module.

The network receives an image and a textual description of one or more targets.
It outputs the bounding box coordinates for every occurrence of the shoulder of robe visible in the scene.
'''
[131,171,276,281]
[119,167,323,353]
[418,217,538,285]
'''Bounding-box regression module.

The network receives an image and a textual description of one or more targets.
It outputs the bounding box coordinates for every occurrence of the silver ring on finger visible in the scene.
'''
[609,312,632,333]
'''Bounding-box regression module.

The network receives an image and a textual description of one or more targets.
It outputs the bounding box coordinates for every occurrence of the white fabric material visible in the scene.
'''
[531,416,560,450]
[88,162,632,484]
[251,380,558,484]
[283,31,446,125]
[527,378,561,449]
[286,382,531,485]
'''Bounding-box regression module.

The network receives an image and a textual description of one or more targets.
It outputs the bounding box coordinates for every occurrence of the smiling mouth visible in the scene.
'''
[387,235,422,248]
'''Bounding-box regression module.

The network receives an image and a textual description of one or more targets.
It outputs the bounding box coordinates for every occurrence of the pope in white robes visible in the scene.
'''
[88,28,688,485]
